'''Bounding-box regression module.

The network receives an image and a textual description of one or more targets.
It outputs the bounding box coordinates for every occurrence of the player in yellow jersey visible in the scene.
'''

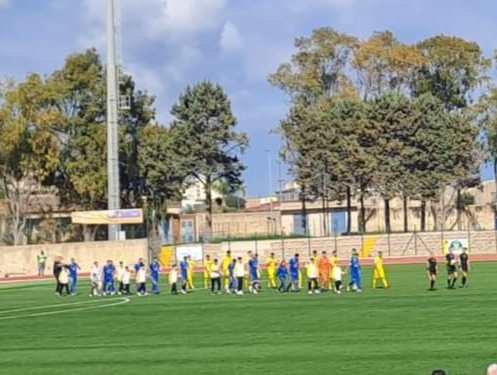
[204,254,213,289]
[330,250,339,284]
[187,256,196,290]
[221,250,232,292]
[372,251,389,289]
[266,252,278,289]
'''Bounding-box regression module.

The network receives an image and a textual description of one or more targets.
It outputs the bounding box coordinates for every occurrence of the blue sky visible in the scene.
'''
[0,0,496,198]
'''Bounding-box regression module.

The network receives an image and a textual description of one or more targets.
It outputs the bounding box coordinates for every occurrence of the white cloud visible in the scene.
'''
[163,45,203,84]
[220,21,243,52]
[0,0,11,9]
[147,0,228,42]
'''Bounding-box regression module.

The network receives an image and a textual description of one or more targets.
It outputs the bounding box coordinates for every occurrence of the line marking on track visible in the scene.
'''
[0,297,130,321]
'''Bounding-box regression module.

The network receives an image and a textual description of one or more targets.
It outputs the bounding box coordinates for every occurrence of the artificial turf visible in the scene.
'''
[0,263,496,375]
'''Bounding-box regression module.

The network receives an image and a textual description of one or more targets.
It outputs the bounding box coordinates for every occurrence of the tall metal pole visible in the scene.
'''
[266,150,273,211]
[107,0,121,241]
[277,158,284,208]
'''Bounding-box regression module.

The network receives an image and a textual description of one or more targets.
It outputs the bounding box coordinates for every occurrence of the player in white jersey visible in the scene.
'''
[90,261,102,297]
[332,263,344,294]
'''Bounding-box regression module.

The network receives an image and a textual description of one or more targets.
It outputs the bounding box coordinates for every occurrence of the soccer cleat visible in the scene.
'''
[308,291,313,295]
[314,290,321,294]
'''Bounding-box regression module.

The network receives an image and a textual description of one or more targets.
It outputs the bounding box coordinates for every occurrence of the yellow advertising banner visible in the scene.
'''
[71,209,143,225]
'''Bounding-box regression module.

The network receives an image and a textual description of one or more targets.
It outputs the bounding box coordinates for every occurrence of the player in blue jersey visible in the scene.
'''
[67,258,81,296]
[228,258,237,293]
[134,258,145,292]
[347,249,362,292]
[277,260,290,293]
[289,253,300,292]
[180,256,189,294]
[149,258,161,294]
[248,253,260,294]
[103,260,116,296]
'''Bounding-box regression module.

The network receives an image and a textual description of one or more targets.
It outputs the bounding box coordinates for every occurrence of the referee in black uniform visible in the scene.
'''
[459,247,470,288]
[53,256,63,296]
[426,255,437,291]
[445,249,458,289]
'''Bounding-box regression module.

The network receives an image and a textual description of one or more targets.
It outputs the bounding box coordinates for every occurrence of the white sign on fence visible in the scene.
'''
[176,244,203,262]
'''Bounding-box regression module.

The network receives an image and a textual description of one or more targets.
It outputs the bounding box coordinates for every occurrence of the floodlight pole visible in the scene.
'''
[107,0,121,240]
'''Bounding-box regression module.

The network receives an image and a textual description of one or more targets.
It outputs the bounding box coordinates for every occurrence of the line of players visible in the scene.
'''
[171,248,389,295]
[426,247,470,291]
[54,249,391,297]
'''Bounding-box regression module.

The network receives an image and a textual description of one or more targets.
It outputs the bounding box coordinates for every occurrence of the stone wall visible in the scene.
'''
[0,239,148,277]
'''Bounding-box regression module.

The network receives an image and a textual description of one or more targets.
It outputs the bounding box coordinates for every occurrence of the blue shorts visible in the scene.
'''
[250,272,258,281]
[351,272,361,282]
[290,272,299,282]
[181,272,188,280]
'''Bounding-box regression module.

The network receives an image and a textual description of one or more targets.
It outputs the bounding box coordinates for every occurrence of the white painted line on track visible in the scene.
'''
[0,297,130,321]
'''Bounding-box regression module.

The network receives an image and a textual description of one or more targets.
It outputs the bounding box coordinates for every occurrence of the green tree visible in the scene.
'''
[269,27,359,105]
[413,35,491,111]
[137,124,190,232]
[170,82,248,236]
[48,49,158,240]
[353,31,426,99]
[366,93,414,233]
[0,76,61,245]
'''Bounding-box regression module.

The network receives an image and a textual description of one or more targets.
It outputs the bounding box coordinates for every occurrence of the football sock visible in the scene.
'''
[430,280,435,289]
[382,278,389,288]
[447,279,451,288]
[462,276,467,286]
[451,278,457,288]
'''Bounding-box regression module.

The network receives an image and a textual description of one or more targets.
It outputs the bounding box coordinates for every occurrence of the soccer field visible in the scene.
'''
[1,263,496,375]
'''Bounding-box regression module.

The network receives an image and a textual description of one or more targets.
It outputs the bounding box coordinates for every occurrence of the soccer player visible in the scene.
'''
[210,259,222,295]
[248,253,260,294]
[266,252,278,289]
[228,258,237,293]
[169,264,179,295]
[116,261,125,295]
[187,256,196,290]
[134,258,145,292]
[90,261,102,297]
[347,249,362,292]
[318,251,331,291]
[445,249,458,289]
[180,256,189,294]
[276,261,290,293]
[427,255,438,291]
[58,265,70,296]
[204,254,213,289]
[306,257,320,294]
[459,247,470,288]
[53,256,63,296]
[122,266,131,295]
[234,257,245,295]
[67,258,80,296]
[149,258,161,294]
[332,261,344,294]
[221,250,232,292]
[330,250,339,285]
[372,251,389,289]
[289,253,300,292]
[136,265,147,296]
[103,260,116,296]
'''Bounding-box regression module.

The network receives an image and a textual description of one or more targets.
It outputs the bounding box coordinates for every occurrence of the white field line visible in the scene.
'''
[0,297,130,321]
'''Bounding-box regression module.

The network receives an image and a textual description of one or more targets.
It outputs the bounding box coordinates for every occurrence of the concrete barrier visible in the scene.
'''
[0,239,148,277]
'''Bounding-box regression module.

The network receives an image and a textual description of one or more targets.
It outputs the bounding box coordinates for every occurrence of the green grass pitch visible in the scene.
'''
[1,263,496,375]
